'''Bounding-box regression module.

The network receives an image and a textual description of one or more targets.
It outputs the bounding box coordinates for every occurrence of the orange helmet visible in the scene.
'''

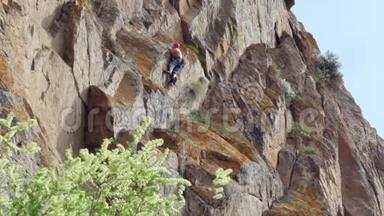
[173,43,181,49]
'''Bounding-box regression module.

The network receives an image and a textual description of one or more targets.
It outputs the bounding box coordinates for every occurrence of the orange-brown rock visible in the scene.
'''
[0,0,383,215]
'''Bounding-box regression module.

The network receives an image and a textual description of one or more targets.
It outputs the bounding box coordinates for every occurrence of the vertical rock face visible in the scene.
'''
[174,0,293,80]
[318,82,384,216]
[0,1,383,215]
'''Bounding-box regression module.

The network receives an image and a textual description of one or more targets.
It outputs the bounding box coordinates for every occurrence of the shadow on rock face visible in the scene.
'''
[84,86,114,153]
[55,85,113,159]
[42,1,82,66]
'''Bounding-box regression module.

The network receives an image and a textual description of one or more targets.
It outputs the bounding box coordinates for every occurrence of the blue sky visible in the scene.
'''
[293,1,384,136]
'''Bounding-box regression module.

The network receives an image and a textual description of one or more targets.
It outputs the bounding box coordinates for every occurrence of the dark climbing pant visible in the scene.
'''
[169,57,183,76]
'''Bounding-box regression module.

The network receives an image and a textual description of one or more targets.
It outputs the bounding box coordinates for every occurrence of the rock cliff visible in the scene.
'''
[0,0,383,215]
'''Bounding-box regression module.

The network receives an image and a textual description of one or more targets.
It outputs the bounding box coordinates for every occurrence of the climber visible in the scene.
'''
[167,42,187,85]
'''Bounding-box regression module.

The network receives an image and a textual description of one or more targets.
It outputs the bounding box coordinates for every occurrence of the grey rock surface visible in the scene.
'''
[0,1,383,215]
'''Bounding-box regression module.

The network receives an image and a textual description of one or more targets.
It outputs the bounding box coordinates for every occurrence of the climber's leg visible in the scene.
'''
[168,57,182,74]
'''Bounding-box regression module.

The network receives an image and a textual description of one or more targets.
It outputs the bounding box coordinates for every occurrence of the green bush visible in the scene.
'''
[288,199,318,216]
[187,80,208,101]
[0,114,233,215]
[301,146,320,155]
[287,123,311,138]
[189,109,210,125]
[208,80,219,89]
[184,44,199,56]
[280,79,297,107]
[316,51,343,81]
[211,168,232,200]
[184,43,206,65]
[0,115,191,216]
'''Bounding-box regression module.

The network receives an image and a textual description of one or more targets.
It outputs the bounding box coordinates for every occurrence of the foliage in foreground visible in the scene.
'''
[0,115,191,216]
[316,51,343,81]
[0,114,39,213]
[0,114,234,215]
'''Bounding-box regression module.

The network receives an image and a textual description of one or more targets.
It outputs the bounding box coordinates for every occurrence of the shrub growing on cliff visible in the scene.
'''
[301,145,320,155]
[288,199,319,216]
[316,51,343,81]
[211,168,233,200]
[0,115,191,215]
[189,109,210,125]
[208,80,219,89]
[280,79,297,107]
[184,43,206,65]
[288,123,311,138]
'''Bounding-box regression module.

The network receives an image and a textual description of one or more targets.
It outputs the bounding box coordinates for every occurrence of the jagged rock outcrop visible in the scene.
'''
[0,0,383,215]
[174,0,293,80]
